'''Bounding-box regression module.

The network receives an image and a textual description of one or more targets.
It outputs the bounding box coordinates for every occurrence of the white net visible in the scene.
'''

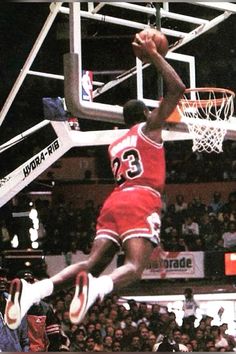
[187,122,226,153]
[179,88,235,153]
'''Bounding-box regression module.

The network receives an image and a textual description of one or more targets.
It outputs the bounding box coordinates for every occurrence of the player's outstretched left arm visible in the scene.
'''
[133,33,186,131]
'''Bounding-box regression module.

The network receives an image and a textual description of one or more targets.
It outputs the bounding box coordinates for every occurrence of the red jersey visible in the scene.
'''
[109,123,165,194]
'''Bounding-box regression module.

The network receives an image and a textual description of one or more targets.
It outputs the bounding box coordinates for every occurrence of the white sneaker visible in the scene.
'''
[69,271,99,324]
[4,278,35,330]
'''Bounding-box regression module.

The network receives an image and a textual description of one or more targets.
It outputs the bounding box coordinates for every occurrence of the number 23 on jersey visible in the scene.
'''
[111,148,144,186]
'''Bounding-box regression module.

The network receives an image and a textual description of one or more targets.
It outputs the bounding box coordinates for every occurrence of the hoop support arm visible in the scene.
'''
[0,122,72,208]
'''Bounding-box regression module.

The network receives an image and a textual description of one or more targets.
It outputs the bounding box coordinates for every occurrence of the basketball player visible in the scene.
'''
[5,32,185,329]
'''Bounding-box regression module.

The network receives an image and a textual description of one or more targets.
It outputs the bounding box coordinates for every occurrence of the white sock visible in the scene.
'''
[97,275,114,296]
[32,278,54,300]
[21,279,54,319]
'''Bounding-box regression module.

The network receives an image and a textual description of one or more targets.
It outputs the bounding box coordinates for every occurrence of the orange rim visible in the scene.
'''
[179,87,235,108]
[166,87,235,123]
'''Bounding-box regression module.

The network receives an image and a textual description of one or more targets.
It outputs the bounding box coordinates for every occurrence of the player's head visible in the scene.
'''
[123,99,149,128]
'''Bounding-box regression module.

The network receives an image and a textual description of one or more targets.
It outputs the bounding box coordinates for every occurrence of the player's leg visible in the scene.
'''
[70,238,155,324]
[110,237,155,289]
[5,238,118,329]
[51,238,119,289]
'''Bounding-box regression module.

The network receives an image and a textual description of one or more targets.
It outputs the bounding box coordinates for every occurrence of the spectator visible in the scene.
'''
[208,191,224,213]
[0,267,29,352]
[171,328,184,347]
[181,317,196,339]
[124,334,142,352]
[85,335,96,351]
[188,197,207,220]
[182,215,200,237]
[182,288,199,329]
[200,212,221,250]
[221,191,236,215]
[174,194,188,222]
[194,328,206,351]
[138,302,148,319]
[178,237,189,251]
[139,325,150,349]
[218,211,232,232]
[148,333,157,351]
[205,315,214,327]
[112,340,122,351]
[164,227,180,250]
[220,323,236,350]
[181,215,200,248]
[60,310,72,338]
[92,330,104,351]
[53,298,65,322]
[154,310,170,337]
[222,221,236,249]
[137,306,152,327]
[205,339,216,351]
[153,335,189,352]
[107,308,120,327]
[120,313,137,337]
[105,324,115,338]
[97,311,107,330]
[210,325,230,351]
[63,291,73,311]
[69,328,86,352]
[113,327,124,346]
[168,311,179,328]
[191,236,205,251]
[149,304,161,332]
[103,335,113,351]
[190,338,198,351]
[162,214,176,237]
[181,333,191,347]
[185,342,193,352]
[86,322,96,336]
[196,318,206,332]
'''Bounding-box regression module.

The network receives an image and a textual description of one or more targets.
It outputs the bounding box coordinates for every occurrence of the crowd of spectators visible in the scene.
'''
[39,289,236,352]
[161,191,236,253]
[164,141,236,184]
[0,190,236,254]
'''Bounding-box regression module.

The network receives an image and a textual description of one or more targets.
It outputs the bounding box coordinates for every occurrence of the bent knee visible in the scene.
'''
[126,263,144,281]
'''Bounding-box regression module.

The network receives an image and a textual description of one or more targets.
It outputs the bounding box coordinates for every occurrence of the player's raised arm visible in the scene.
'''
[132,33,186,131]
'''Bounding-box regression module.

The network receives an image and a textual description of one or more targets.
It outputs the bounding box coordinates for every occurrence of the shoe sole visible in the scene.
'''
[4,278,22,330]
[69,270,89,324]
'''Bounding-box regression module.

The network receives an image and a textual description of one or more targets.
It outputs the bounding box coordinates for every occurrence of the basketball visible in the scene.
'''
[133,28,169,62]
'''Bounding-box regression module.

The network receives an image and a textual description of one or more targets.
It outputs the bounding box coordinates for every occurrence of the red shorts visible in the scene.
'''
[95,186,162,247]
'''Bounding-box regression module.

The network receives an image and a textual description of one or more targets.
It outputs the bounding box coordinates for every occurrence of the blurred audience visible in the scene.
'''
[1,191,236,254]
[51,290,235,352]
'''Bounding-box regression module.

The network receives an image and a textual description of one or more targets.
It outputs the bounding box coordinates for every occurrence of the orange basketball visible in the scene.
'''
[133,28,169,62]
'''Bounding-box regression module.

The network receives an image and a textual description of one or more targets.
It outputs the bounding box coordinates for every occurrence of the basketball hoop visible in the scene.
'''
[179,87,235,153]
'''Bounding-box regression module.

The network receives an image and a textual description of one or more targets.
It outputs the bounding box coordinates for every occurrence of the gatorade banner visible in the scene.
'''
[142,250,204,279]
[82,70,93,101]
